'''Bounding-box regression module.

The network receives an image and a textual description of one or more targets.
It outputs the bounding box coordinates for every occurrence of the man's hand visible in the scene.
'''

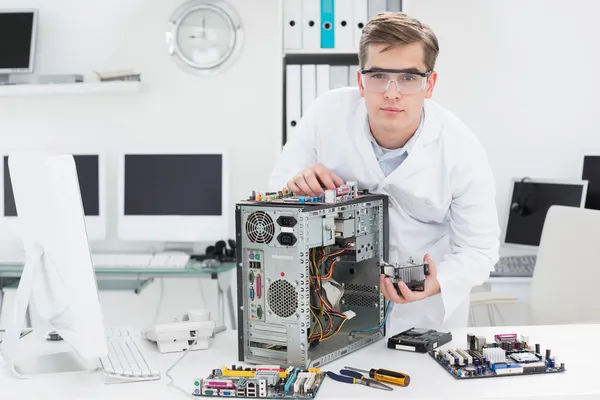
[380,254,441,304]
[287,163,344,196]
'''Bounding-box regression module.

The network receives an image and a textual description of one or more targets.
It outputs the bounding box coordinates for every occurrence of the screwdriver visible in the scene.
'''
[344,366,410,387]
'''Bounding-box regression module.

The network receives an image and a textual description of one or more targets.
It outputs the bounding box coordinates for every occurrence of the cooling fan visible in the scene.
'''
[245,211,275,244]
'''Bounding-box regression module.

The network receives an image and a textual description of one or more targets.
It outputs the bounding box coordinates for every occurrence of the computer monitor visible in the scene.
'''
[0,152,107,377]
[503,178,588,248]
[583,155,600,211]
[0,9,37,76]
[0,153,106,241]
[117,149,229,242]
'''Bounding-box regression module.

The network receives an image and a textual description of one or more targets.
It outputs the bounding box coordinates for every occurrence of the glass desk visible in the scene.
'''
[0,259,237,330]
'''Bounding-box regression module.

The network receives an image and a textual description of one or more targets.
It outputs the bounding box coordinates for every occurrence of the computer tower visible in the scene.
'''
[235,189,389,368]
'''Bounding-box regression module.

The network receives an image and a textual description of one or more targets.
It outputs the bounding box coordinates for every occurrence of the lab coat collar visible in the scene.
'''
[351,98,442,184]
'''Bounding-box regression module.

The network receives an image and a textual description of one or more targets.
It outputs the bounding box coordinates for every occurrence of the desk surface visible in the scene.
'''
[1,323,597,400]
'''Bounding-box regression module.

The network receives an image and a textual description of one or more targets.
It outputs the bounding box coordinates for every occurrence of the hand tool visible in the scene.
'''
[344,366,410,387]
[325,369,393,391]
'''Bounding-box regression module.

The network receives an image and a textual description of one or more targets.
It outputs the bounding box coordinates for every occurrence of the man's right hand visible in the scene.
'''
[287,163,344,196]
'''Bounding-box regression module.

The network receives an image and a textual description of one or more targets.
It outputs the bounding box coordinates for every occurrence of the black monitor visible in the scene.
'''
[0,10,37,73]
[504,178,588,247]
[583,156,600,211]
[3,155,100,217]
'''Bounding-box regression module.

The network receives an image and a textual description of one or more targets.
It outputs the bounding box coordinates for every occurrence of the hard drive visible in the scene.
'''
[387,327,452,353]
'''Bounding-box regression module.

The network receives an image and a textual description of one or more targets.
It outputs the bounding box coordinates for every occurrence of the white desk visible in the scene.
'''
[1,324,598,399]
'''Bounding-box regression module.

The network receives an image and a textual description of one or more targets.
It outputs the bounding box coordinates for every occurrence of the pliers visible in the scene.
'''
[326,369,393,391]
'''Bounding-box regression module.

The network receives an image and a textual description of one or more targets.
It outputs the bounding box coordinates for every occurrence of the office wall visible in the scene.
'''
[406,0,600,235]
[0,0,282,328]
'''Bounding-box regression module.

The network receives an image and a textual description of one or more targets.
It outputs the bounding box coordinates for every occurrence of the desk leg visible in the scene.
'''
[227,286,236,330]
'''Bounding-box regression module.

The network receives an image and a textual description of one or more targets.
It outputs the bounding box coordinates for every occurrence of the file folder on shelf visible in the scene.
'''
[348,65,359,87]
[368,0,387,18]
[286,64,302,142]
[353,0,368,49]
[329,65,349,89]
[316,64,331,97]
[302,0,320,49]
[283,0,302,49]
[335,0,354,50]
[320,0,334,49]
[386,0,403,12]
[301,64,317,116]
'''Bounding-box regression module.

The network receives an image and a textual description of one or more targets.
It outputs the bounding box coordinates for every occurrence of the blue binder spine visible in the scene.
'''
[321,0,335,48]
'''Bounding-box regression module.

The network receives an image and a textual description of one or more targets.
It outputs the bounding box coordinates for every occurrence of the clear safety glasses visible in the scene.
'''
[360,68,432,95]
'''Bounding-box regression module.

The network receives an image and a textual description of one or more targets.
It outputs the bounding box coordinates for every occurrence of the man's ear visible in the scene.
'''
[424,71,438,99]
[358,71,365,97]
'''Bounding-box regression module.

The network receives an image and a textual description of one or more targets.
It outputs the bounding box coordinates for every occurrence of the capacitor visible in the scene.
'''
[560,363,564,370]
[549,359,555,368]
[477,366,482,375]
[482,358,487,366]
[546,349,551,360]
[474,359,479,368]
[482,365,487,374]
[535,344,540,354]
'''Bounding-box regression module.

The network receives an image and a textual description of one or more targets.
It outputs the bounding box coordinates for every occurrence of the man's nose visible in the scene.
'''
[384,79,402,99]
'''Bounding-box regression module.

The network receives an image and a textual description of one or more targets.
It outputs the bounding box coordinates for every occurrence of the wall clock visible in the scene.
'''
[166,0,244,75]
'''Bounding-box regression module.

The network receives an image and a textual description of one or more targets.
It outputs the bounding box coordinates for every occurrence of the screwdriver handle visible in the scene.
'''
[370,368,410,387]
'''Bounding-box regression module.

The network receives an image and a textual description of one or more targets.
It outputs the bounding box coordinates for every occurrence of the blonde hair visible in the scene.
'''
[359,12,439,71]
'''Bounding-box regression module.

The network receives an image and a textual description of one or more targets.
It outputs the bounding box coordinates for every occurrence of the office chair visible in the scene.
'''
[526,205,600,325]
[476,205,600,326]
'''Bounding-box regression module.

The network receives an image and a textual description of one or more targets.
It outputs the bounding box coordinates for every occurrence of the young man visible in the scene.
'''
[269,13,500,333]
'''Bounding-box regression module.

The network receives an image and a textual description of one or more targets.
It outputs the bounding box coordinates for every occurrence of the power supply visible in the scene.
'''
[235,184,389,368]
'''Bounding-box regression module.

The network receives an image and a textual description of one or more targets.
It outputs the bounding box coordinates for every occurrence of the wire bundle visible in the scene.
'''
[308,246,351,343]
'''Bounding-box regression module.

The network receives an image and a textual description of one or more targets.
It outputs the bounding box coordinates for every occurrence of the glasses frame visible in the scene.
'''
[359,68,433,94]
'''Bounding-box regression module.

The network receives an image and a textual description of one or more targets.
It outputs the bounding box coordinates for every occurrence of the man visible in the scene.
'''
[269,12,500,333]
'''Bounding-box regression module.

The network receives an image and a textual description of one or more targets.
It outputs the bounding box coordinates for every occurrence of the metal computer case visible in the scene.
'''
[236,194,389,368]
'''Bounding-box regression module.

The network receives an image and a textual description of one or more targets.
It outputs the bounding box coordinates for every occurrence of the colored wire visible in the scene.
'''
[349,301,393,334]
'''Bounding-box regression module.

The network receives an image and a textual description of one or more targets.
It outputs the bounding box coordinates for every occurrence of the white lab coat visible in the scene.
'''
[269,87,500,335]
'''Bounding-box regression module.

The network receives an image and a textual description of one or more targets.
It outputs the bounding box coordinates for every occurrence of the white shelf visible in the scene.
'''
[284,48,358,55]
[0,81,144,97]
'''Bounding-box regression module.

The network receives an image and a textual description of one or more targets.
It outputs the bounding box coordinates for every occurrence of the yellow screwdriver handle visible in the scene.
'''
[372,369,410,387]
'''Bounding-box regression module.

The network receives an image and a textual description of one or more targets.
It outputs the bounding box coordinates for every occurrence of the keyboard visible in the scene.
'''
[91,252,190,269]
[490,255,537,277]
[100,327,161,384]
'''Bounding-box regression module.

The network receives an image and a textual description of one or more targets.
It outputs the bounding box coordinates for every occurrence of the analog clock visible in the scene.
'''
[166,0,243,75]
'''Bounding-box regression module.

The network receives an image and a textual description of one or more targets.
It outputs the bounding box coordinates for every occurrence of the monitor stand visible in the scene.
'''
[0,74,10,85]
[163,241,195,254]
[1,247,98,378]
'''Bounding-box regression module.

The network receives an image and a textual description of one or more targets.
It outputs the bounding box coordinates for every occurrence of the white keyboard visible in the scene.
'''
[91,252,190,269]
[100,327,161,383]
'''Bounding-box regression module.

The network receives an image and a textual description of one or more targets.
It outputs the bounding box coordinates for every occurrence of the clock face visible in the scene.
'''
[167,0,243,75]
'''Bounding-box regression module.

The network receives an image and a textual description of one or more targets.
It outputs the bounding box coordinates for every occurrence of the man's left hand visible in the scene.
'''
[380,254,441,304]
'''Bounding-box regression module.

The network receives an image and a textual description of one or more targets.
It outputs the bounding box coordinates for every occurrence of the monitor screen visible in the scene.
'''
[504,179,587,247]
[123,154,222,216]
[583,156,600,211]
[0,11,36,72]
[3,155,100,217]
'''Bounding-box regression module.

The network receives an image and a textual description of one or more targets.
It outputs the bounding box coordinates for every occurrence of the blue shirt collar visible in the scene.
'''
[368,108,425,162]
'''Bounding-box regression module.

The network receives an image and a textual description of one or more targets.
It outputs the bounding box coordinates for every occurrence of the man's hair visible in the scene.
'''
[359,12,440,72]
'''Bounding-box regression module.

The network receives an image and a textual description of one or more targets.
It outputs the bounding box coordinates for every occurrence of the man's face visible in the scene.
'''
[358,42,437,133]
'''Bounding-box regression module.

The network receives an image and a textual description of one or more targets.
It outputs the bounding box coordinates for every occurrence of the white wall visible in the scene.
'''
[0,0,282,328]
[406,0,600,233]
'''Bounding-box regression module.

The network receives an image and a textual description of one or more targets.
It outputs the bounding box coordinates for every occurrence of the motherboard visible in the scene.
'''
[192,365,327,398]
[430,333,566,379]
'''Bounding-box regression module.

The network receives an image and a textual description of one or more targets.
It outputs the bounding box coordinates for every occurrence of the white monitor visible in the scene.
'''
[117,149,229,242]
[0,9,38,74]
[502,177,588,250]
[0,153,106,241]
[0,152,107,377]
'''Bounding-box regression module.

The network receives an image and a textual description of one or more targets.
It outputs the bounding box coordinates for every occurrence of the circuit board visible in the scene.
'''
[429,333,566,379]
[245,182,366,205]
[192,365,327,398]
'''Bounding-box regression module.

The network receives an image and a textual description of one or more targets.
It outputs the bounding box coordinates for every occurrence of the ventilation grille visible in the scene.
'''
[342,284,379,308]
[267,279,298,318]
[245,211,275,244]
[344,284,378,294]
[342,293,379,308]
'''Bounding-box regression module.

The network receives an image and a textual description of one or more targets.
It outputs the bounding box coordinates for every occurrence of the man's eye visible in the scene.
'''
[372,73,387,79]
[400,74,417,81]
